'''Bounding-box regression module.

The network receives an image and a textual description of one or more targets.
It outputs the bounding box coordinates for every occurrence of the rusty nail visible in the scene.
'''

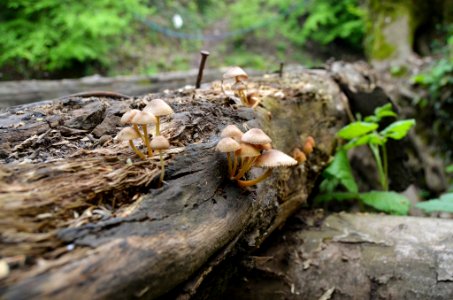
[196,50,210,88]
[279,62,284,78]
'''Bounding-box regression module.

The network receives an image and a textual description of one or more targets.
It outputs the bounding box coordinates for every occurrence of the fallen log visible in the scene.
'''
[0,69,347,299]
[0,68,262,108]
[220,211,453,299]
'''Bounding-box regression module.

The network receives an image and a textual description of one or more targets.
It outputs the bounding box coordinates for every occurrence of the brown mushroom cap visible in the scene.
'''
[151,135,170,150]
[115,127,141,141]
[306,136,316,147]
[223,66,248,81]
[292,148,307,163]
[216,137,241,153]
[131,111,157,125]
[302,142,313,155]
[235,143,260,158]
[220,125,243,141]
[144,99,174,117]
[121,109,141,124]
[241,128,272,145]
[255,149,298,168]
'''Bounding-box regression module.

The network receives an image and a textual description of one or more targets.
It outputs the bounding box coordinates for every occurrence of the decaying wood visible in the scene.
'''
[0,70,347,299]
[221,211,453,299]
[0,68,262,108]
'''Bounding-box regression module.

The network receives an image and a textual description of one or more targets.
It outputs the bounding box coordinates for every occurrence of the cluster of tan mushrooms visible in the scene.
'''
[115,99,174,183]
[222,66,261,108]
[216,125,315,188]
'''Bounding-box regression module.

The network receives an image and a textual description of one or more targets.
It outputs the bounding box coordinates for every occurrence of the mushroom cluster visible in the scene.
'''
[222,67,261,108]
[115,99,174,182]
[291,136,316,164]
[216,125,298,187]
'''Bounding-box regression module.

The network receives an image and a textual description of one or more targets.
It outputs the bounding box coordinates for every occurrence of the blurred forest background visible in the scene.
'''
[0,0,452,183]
[0,0,450,79]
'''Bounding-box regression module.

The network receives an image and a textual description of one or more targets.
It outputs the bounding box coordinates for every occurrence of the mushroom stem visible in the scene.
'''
[234,156,257,180]
[251,98,262,109]
[141,125,153,157]
[129,140,146,160]
[238,89,248,106]
[232,154,238,178]
[133,124,143,140]
[155,116,161,136]
[159,150,165,183]
[237,169,272,187]
[227,152,233,177]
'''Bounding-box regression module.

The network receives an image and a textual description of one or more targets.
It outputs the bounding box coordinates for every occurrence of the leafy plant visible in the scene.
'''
[0,0,152,77]
[229,0,365,49]
[338,104,415,190]
[316,104,415,215]
[410,24,453,159]
[316,150,410,215]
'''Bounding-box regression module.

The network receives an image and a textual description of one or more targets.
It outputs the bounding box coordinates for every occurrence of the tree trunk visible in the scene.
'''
[0,69,347,299]
[220,211,453,299]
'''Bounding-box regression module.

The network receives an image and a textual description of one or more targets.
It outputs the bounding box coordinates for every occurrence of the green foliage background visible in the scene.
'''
[0,0,152,78]
[0,0,365,79]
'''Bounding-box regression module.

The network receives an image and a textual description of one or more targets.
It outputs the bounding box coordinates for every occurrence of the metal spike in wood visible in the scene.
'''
[279,62,284,78]
[196,50,210,88]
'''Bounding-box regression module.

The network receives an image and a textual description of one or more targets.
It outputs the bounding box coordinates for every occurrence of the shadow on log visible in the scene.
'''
[0,70,347,299]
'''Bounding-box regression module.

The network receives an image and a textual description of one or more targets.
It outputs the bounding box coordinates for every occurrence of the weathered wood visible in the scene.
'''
[0,70,347,299]
[221,211,453,299]
[0,68,262,108]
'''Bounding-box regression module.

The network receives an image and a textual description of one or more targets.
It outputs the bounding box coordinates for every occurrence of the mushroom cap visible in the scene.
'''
[121,109,140,124]
[115,127,141,141]
[151,135,170,150]
[131,111,157,125]
[306,136,316,147]
[292,148,307,164]
[144,99,174,117]
[241,128,272,145]
[216,137,241,153]
[255,149,298,168]
[302,142,313,155]
[220,125,243,141]
[223,66,248,81]
[235,143,260,158]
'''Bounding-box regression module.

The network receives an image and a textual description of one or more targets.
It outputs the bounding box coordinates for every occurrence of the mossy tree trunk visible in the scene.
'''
[365,0,451,66]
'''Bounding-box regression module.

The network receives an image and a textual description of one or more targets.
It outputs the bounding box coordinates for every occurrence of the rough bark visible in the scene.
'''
[0,70,347,299]
[221,211,453,299]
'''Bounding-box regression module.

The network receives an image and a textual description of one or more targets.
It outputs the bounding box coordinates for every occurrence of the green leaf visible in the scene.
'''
[343,132,386,150]
[380,119,415,140]
[416,194,453,213]
[373,103,397,121]
[440,193,453,202]
[323,150,358,193]
[359,191,410,215]
[337,122,378,140]
[363,115,378,123]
